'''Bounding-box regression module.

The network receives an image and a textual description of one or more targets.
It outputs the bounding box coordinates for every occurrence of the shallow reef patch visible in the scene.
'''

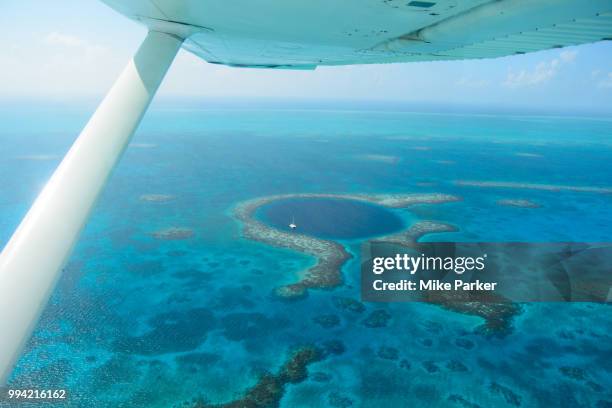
[221,312,290,342]
[150,227,194,240]
[312,314,341,329]
[496,199,541,208]
[362,309,392,328]
[489,381,522,407]
[426,291,522,337]
[328,391,354,408]
[354,154,400,164]
[377,346,399,360]
[112,307,215,355]
[139,194,175,203]
[455,180,612,194]
[332,296,366,313]
[448,393,483,408]
[189,345,324,408]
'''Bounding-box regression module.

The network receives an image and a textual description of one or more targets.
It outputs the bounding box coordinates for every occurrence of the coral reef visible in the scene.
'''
[559,366,604,391]
[192,346,323,408]
[370,215,520,336]
[454,338,475,350]
[150,227,194,240]
[448,394,482,408]
[371,220,521,337]
[422,361,440,373]
[377,346,399,360]
[112,308,215,355]
[232,191,521,336]
[311,372,331,382]
[446,360,468,372]
[425,290,521,336]
[373,220,458,248]
[312,314,341,329]
[372,217,521,338]
[321,339,346,356]
[139,194,175,202]
[489,382,522,407]
[559,366,588,381]
[362,309,392,328]
[221,312,289,342]
[456,180,612,194]
[355,154,399,164]
[399,359,411,370]
[515,152,542,158]
[234,193,460,299]
[332,296,366,313]
[496,199,541,208]
[328,392,354,408]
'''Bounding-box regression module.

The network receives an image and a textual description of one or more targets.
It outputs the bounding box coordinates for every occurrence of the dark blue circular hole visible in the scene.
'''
[256,197,405,240]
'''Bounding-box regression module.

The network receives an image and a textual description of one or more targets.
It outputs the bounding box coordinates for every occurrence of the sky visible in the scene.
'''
[1,0,612,113]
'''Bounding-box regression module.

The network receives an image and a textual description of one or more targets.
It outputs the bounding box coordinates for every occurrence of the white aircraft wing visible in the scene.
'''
[2,0,612,384]
[102,0,612,68]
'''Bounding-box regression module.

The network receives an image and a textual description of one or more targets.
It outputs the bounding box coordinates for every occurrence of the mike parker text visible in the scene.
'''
[372,279,498,291]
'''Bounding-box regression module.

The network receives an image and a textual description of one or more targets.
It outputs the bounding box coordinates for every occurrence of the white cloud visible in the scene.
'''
[599,72,612,88]
[37,32,110,79]
[43,32,85,47]
[502,50,577,88]
[41,32,108,58]
[559,50,577,63]
[0,32,119,98]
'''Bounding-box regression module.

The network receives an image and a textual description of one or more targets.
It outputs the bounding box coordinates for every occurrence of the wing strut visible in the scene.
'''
[0,30,183,383]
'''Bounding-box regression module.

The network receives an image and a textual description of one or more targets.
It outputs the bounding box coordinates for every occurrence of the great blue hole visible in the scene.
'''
[256,197,406,240]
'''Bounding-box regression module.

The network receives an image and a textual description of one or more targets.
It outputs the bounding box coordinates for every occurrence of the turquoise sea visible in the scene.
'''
[1,100,611,407]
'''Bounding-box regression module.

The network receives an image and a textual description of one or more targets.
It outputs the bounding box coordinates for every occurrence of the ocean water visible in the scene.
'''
[1,101,611,407]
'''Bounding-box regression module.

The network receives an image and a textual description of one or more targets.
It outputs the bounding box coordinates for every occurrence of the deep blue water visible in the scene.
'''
[257,197,405,239]
[0,102,611,407]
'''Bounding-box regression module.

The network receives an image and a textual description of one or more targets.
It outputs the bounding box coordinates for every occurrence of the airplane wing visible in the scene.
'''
[102,0,612,69]
[2,0,612,384]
